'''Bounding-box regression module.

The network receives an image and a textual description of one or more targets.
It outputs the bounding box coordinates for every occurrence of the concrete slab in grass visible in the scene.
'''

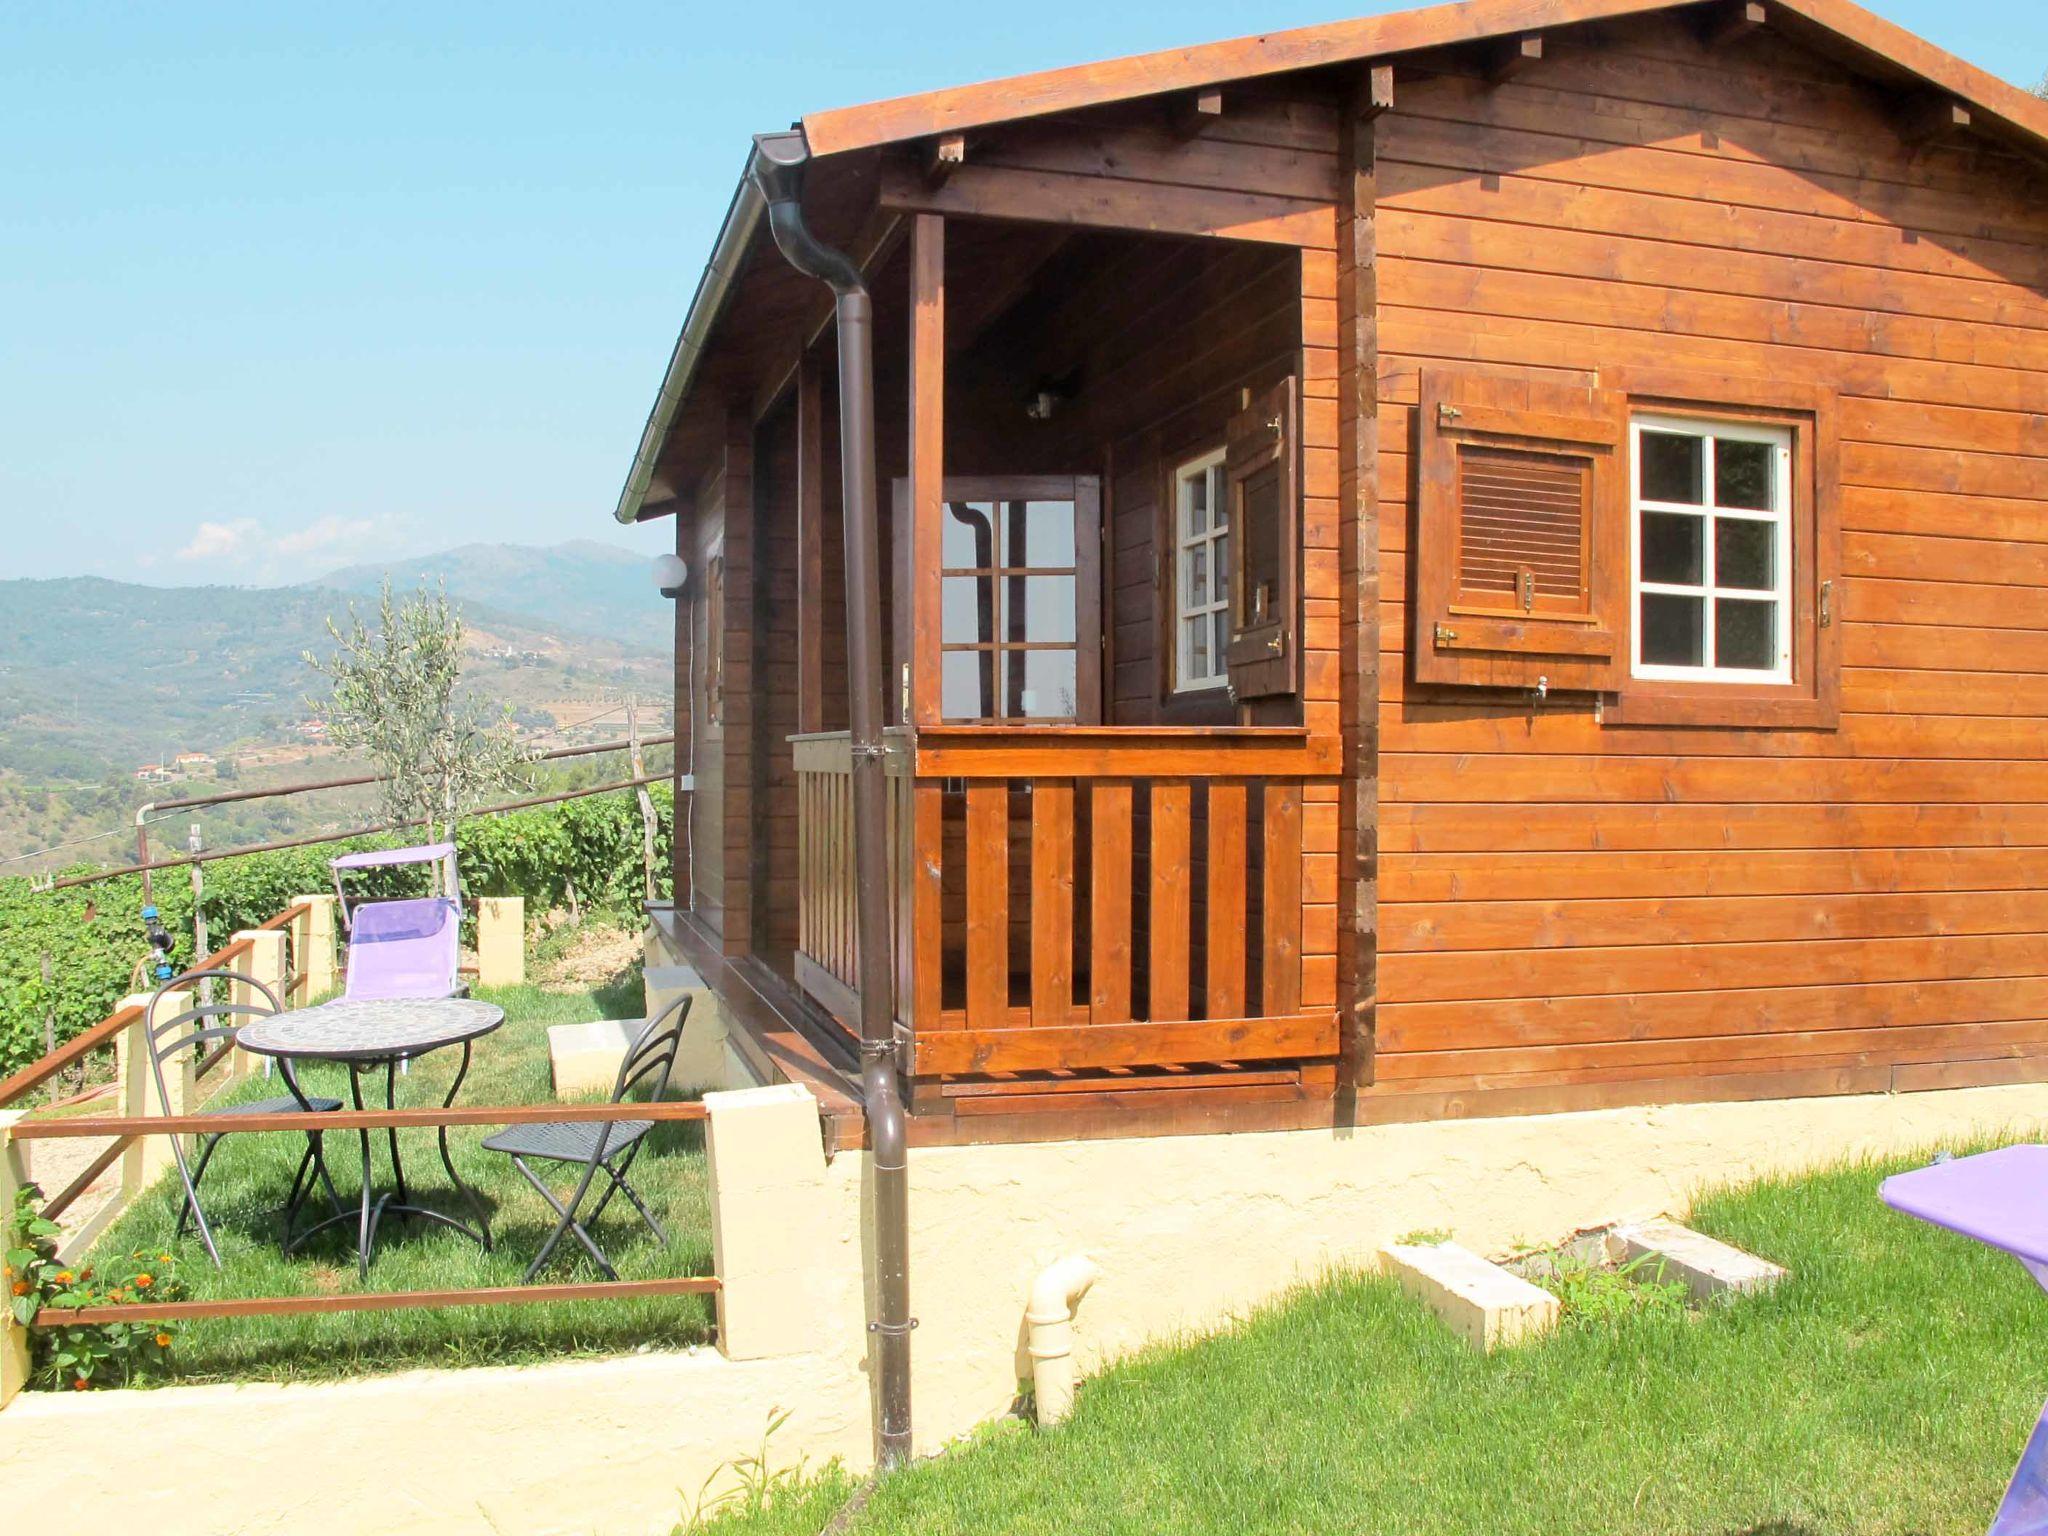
[1610,1218,1787,1304]
[1383,1241,1560,1352]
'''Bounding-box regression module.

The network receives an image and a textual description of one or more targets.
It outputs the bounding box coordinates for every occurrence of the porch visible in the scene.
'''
[662,199,1359,1133]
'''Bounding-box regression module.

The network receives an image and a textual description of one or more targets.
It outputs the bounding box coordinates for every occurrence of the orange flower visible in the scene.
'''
[72,1378,88,1391]
[158,1253,172,1264]
[154,1332,172,1349]
[106,1288,126,1303]
[53,1271,72,1285]
[134,1274,153,1288]
[9,1282,28,1297]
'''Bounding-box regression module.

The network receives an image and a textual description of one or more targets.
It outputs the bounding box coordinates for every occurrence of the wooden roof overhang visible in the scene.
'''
[613,0,2048,524]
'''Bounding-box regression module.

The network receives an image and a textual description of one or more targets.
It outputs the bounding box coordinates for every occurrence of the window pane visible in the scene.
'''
[1641,512,1703,585]
[1716,439,1775,511]
[1640,593,1704,666]
[1640,431,1704,504]
[942,574,995,645]
[1005,575,1075,643]
[1017,649,1078,718]
[942,501,998,569]
[1185,616,1209,679]
[1716,598,1778,670]
[1009,500,1076,568]
[942,650,999,719]
[1210,468,1229,531]
[1184,472,1209,536]
[1187,544,1209,606]
[1212,612,1231,672]
[1215,531,1231,595]
[1715,518,1775,591]
[1237,464,1282,626]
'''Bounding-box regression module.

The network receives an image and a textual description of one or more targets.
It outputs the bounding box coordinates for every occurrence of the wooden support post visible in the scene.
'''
[796,354,826,735]
[923,132,965,186]
[290,894,338,1000]
[0,1111,28,1407]
[1170,88,1224,138]
[1700,0,1768,48]
[907,213,946,727]
[1337,66,1384,1089]
[114,987,192,1192]
[477,897,526,988]
[1486,33,1543,84]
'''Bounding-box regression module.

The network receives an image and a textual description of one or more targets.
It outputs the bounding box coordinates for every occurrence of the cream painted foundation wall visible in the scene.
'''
[6,1079,2045,1535]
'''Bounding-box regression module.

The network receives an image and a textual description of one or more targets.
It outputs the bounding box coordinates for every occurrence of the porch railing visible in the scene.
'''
[792,727,1340,1076]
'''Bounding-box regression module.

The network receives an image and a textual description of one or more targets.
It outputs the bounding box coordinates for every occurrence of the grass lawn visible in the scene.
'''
[701,1144,2044,1536]
[51,979,714,1386]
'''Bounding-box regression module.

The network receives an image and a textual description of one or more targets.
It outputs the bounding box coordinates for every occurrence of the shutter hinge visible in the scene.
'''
[1434,623,1459,647]
[1819,580,1834,628]
[1437,403,1463,426]
[1518,568,1536,613]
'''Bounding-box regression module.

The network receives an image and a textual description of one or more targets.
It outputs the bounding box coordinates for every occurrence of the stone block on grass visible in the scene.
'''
[1383,1240,1560,1352]
[548,1019,637,1099]
[1609,1218,1787,1304]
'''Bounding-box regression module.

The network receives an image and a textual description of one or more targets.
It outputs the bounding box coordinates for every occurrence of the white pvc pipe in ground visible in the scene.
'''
[1025,1254,1100,1427]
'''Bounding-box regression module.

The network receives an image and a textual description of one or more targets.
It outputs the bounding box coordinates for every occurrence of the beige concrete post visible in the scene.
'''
[704,1085,837,1360]
[113,987,193,1193]
[291,895,339,1001]
[477,897,525,988]
[646,965,729,1092]
[1,1111,31,1409]
[230,929,289,1078]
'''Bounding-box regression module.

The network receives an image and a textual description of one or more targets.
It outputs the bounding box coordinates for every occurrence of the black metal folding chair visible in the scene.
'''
[146,966,344,1267]
[482,993,692,1282]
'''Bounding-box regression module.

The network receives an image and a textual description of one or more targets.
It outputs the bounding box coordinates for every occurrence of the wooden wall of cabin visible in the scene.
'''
[1373,13,2048,1103]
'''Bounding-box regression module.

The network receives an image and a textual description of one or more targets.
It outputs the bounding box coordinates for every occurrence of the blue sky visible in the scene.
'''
[4,1,2042,587]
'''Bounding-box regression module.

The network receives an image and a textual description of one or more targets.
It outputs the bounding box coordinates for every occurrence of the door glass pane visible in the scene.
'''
[942,575,995,645]
[1017,650,1078,719]
[1216,530,1230,593]
[942,650,999,719]
[1716,598,1778,670]
[1640,593,1704,666]
[1184,474,1209,536]
[1641,512,1703,585]
[942,501,999,569]
[1010,500,1076,568]
[1188,544,1209,605]
[1640,431,1704,504]
[1212,612,1231,670]
[1715,518,1775,591]
[1005,575,1075,643]
[1716,439,1775,511]
[1185,617,1209,678]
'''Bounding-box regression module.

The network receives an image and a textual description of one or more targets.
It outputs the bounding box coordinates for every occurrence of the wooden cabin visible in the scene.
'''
[616,0,2048,1146]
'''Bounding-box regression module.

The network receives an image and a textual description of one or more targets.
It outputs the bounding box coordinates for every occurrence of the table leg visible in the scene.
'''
[351,1063,379,1279]
[384,1058,410,1207]
[1991,1397,2048,1535]
[437,1041,492,1253]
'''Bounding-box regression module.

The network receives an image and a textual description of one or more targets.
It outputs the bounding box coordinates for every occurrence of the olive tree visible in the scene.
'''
[307,581,531,852]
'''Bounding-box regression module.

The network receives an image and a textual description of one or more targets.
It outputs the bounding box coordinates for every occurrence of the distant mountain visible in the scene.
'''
[0,568,667,785]
[314,539,671,651]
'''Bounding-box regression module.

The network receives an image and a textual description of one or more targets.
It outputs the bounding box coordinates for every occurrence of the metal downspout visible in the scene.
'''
[748,127,914,1471]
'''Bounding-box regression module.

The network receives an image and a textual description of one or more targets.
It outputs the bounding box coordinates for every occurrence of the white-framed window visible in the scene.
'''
[1173,448,1230,692]
[1630,413,1794,685]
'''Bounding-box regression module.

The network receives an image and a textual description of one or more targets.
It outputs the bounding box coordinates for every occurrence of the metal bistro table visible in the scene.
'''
[1883,1145,2048,1536]
[238,997,504,1276]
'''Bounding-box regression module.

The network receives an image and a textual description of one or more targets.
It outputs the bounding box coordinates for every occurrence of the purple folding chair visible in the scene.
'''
[1883,1146,2048,1535]
[331,844,466,1072]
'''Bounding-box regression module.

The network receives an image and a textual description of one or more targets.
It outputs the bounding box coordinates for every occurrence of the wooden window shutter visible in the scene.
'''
[1224,376,1299,699]
[1414,369,1625,690]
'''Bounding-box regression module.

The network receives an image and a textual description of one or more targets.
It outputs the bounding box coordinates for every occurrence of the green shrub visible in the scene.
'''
[0,785,673,1078]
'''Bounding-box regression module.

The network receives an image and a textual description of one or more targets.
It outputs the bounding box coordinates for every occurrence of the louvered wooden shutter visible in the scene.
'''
[1413,369,1625,690]
[1224,377,1299,700]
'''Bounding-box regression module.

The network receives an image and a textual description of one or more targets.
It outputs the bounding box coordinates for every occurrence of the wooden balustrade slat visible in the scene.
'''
[965,783,1010,1029]
[1263,782,1304,1016]
[1149,779,1193,1022]
[913,781,945,1029]
[1031,780,1075,1026]
[1206,780,1249,1019]
[1089,779,1134,1025]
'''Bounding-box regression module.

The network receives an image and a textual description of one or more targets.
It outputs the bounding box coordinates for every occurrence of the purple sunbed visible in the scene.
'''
[330,842,463,1003]
[1882,1146,2048,1535]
